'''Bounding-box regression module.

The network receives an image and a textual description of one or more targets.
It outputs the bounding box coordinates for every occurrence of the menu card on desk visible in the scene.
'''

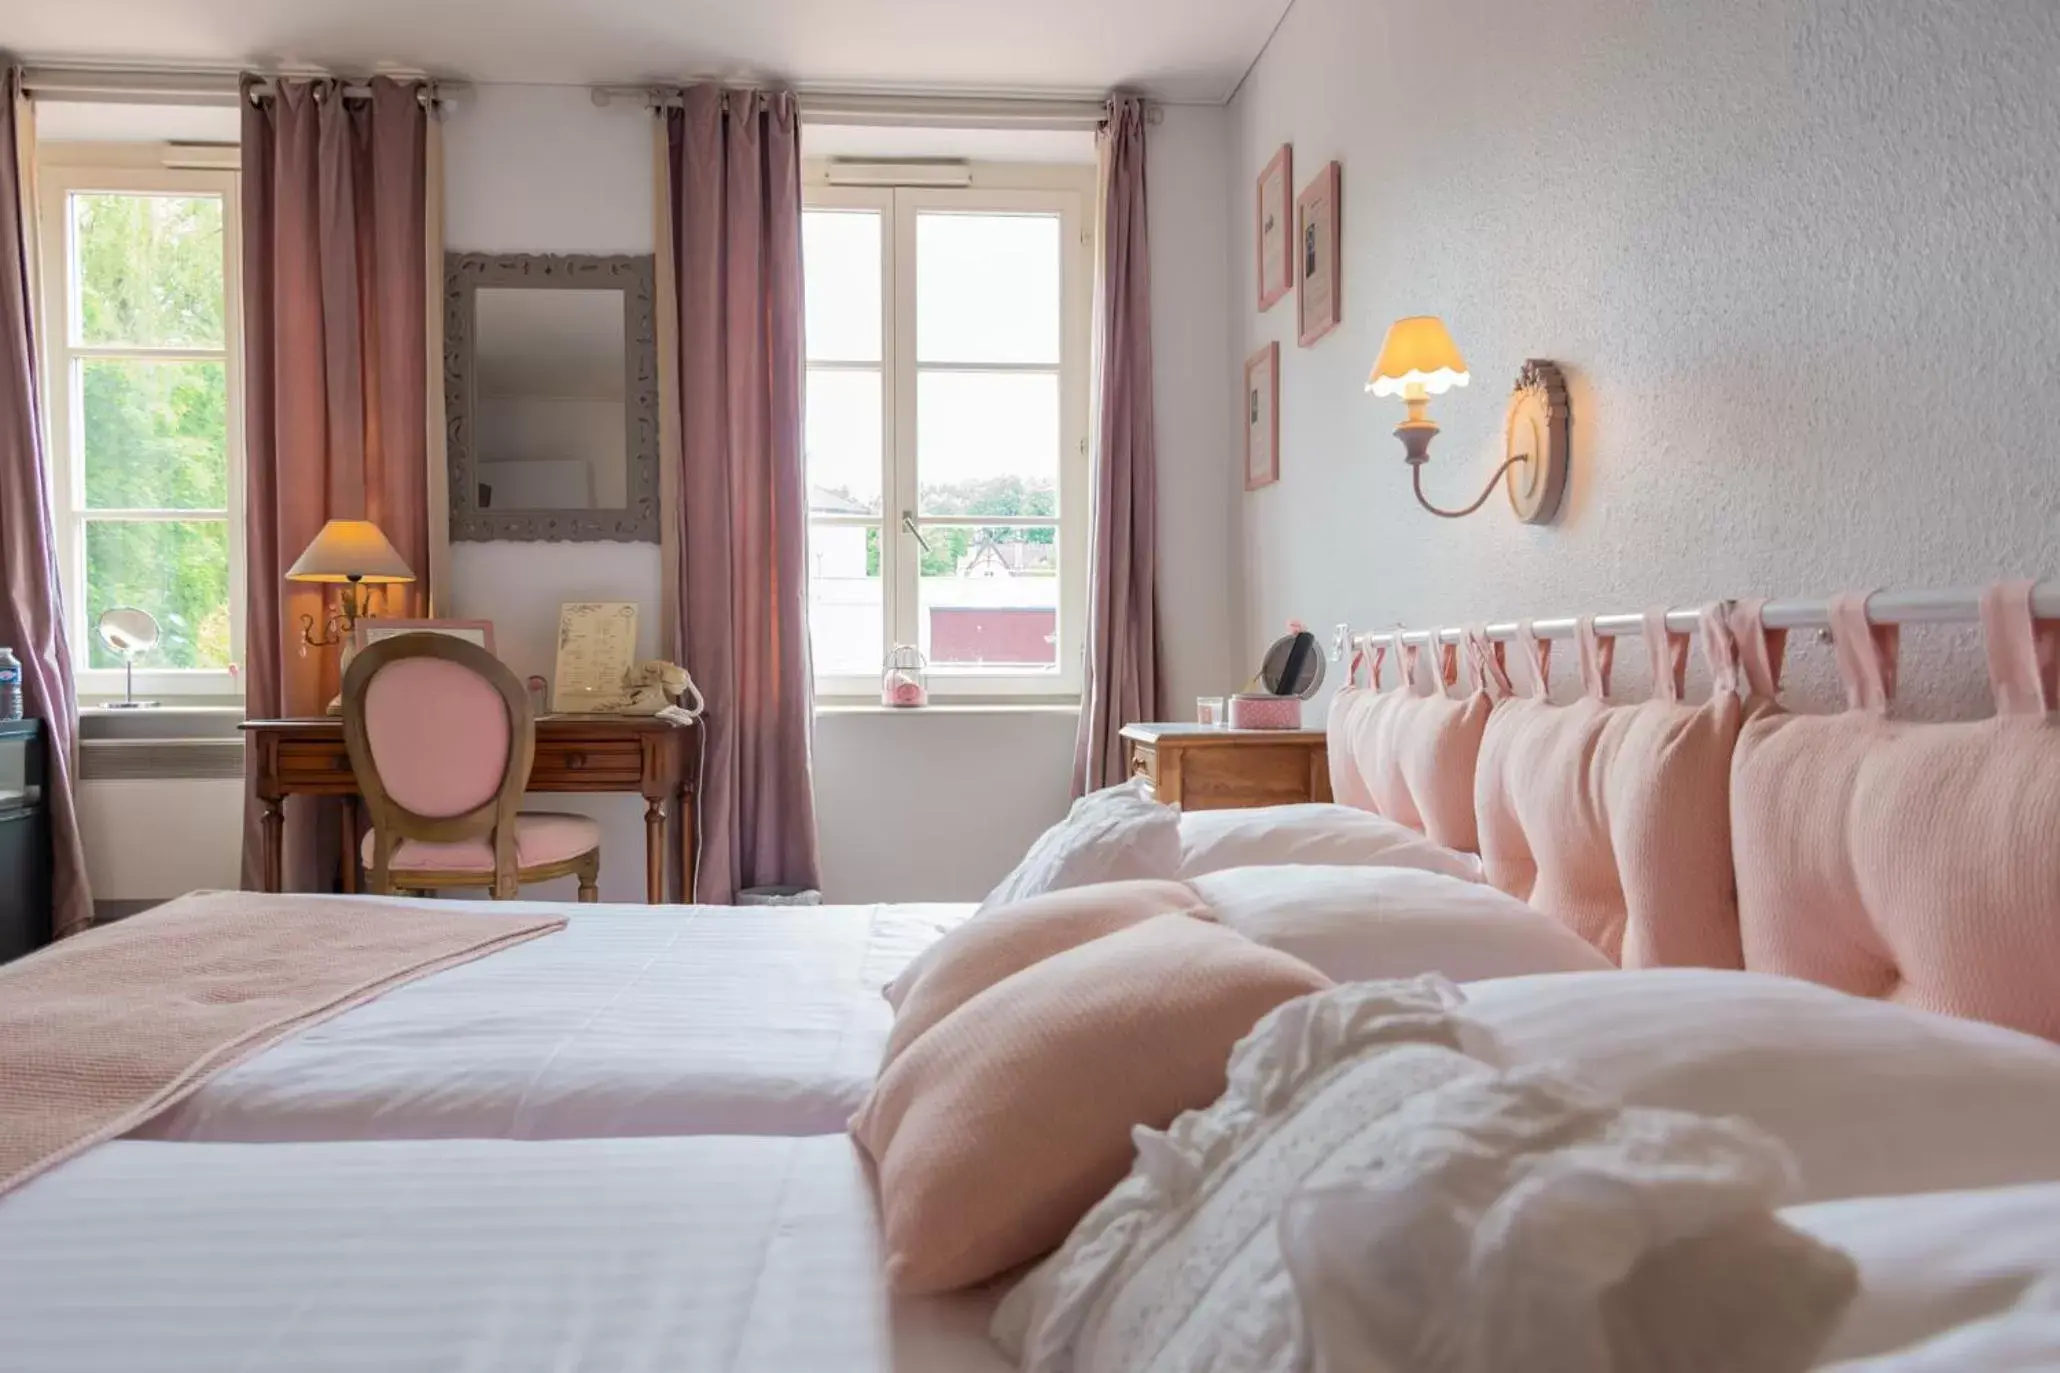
[553,602,638,713]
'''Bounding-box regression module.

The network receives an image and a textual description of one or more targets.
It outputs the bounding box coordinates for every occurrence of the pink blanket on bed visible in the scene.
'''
[0,891,565,1197]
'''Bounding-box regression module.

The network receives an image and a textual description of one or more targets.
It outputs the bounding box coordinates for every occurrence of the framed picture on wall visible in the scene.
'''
[1256,145,1294,311]
[1297,161,1342,347]
[1245,342,1280,491]
[349,618,497,654]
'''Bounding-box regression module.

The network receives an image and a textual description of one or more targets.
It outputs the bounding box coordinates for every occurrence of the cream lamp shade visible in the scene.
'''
[1366,316,1472,398]
[286,520,416,585]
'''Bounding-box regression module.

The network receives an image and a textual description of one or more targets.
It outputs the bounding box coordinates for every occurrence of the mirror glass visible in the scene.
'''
[471,287,627,513]
[96,606,161,659]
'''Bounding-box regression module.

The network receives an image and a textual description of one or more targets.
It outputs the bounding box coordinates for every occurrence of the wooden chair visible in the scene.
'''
[341,634,601,901]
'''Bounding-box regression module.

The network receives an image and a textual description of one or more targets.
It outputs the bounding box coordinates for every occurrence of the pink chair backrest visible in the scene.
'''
[357,650,515,820]
[1732,581,2060,1041]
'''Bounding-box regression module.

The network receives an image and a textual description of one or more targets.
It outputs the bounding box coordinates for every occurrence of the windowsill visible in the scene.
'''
[816,702,1080,717]
[79,703,245,742]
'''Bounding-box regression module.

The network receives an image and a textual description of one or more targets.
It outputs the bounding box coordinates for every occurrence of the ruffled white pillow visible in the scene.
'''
[979,779,1183,914]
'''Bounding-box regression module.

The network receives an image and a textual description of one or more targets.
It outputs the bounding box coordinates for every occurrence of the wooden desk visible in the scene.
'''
[1121,722,1331,812]
[243,716,700,903]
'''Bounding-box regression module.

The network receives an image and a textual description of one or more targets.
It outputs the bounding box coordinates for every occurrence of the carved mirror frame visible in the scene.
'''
[445,251,661,542]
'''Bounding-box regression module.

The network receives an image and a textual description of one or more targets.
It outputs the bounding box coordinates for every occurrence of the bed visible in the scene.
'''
[135,896,969,1143]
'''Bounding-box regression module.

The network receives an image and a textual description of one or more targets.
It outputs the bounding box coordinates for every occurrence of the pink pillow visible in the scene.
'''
[880,879,1210,1062]
[1474,609,1766,969]
[851,913,1331,1294]
[1345,634,1500,853]
[1732,584,2060,1041]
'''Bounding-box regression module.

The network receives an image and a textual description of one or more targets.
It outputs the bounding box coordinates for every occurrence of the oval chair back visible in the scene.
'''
[341,633,536,897]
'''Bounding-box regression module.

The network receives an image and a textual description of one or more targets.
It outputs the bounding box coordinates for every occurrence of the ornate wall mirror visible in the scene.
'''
[445,252,660,542]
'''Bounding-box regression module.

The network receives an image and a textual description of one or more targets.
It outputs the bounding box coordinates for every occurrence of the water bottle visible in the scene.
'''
[0,647,20,721]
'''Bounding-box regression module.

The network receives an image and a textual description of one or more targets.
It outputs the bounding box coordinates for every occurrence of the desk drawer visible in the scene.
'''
[276,741,353,786]
[532,739,645,787]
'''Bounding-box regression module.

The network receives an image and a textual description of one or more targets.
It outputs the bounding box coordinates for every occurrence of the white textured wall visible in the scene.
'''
[1230,0,2060,715]
[1147,105,1245,710]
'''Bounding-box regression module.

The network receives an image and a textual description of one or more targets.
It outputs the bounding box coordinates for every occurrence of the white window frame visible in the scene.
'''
[804,165,1094,702]
[35,147,246,702]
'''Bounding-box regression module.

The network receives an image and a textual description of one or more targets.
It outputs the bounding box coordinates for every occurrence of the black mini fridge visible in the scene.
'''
[0,719,52,963]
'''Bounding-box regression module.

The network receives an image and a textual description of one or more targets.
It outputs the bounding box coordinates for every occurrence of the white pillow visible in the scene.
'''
[996,978,1853,1373]
[1465,968,2060,1202]
[1176,803,1480,882]
[1187,865,1612,984]
[1783,1182,2060,1368]
[979,779,1182,913]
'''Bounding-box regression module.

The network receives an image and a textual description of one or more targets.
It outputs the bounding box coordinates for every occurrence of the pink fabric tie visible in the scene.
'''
[1700,603,1744,699]
[1829,592,1898,712]
[1465,625,1513,700]
[1643,609,1690,703]
[1576,617,1616,701]
[1983,580,2060,718]
[1514,622,1553,699]
[1727,598,1788,701]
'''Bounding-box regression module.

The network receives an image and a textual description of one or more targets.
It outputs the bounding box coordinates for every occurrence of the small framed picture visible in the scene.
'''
[1297,161,1342,347]
[1256,145,1294,312]
[1244,342,1281,491]
[350,618,496,654]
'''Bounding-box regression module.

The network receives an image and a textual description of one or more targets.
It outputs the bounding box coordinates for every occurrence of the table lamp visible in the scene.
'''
[287,518,416,667]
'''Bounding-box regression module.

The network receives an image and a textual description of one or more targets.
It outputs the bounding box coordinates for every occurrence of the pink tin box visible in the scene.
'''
[1228,692,1303,730]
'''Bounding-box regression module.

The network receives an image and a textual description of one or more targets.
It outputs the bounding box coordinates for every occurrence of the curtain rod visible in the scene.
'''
[590,85,1151,130]
[1357,583,2060,649]
[19,66,462,108]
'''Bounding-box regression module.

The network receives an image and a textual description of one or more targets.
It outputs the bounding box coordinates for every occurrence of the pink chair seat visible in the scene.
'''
[362,812,602,874]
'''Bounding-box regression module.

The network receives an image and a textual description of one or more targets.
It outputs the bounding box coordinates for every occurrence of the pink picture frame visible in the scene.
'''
[1296,161,1343,348]
[1256,145,1294,311]
[1244,342,1281,492]
[349,618,497,655]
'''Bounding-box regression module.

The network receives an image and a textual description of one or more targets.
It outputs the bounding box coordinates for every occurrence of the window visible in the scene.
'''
[803,170,1092,700]
[36,151,244,699]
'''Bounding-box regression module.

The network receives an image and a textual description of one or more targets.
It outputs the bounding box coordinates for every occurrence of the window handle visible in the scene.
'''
[901,511,932,554]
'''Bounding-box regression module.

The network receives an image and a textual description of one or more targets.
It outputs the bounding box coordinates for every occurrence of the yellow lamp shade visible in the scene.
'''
[286,519,416,584]
[1366,316,1472,398]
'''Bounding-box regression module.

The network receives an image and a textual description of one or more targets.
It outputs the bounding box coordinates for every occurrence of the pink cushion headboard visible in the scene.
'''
[1327,632,1499,853]
[1732,582,2060,1041]
[1474,605,1780,969]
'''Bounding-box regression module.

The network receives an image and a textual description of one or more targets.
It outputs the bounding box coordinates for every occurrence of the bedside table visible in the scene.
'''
[1121,722,1332,812]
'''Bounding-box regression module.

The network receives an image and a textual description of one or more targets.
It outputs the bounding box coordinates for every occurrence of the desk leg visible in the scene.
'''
[339,797,359,895]
[261,799,284,893]
[678,786,697,904]
[643,798,664,904]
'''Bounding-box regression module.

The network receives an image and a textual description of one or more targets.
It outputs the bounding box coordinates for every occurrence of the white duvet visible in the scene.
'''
[136,898,969,1143]
[0,1134,1008,1373]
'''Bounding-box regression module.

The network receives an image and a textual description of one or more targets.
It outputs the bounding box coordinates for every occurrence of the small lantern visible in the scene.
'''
[882,644,929,708]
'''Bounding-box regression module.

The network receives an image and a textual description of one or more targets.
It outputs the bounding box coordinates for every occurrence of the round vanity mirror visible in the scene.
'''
[96,606,161,709]
[1259,627,1325,700]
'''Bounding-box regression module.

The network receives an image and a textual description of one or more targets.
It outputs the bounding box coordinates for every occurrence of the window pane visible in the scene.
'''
[916,212,1060,365]
[806,367,884,514]
[809,521,885,678]
[85,519,231,670]
[917,370,1058,515]
[82,359,228,510]
[917,524,1059,670]
[803,209,882,363]
[72,192,225,348]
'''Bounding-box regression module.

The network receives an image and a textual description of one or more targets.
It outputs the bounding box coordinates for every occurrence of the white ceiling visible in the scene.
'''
[12,0,1294,103]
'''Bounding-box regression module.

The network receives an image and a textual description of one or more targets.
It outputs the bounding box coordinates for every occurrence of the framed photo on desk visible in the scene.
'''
[350,618,496,654]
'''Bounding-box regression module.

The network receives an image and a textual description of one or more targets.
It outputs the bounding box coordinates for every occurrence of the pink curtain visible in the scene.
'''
[240,77,431,890]
[0,67,92,939]
[1074,96,1163,794]
[663,86,820,902]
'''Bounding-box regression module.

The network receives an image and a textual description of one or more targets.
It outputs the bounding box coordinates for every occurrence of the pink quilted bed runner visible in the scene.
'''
[0,890,565,1197]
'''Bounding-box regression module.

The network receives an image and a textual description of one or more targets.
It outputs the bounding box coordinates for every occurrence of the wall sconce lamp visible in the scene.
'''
[1367,316,1570,523]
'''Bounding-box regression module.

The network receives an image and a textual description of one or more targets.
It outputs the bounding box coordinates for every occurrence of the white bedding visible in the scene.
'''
[0,1134,1009,1373]
[136,898,969,1143]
